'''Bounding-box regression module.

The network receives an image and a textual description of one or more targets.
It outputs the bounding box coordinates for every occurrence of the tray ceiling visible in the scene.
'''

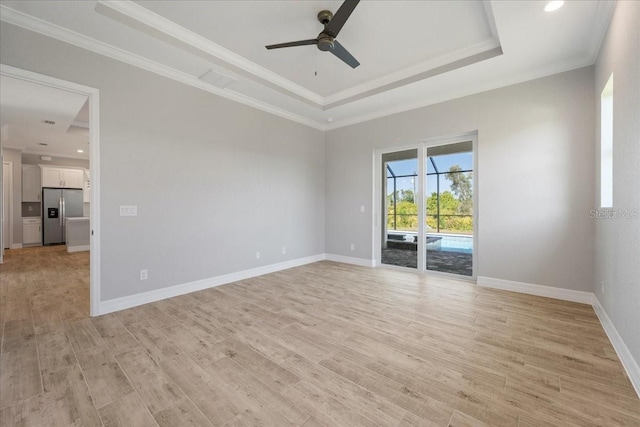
[0,1,615,130]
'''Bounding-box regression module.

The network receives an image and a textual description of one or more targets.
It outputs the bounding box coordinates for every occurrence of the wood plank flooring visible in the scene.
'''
[1,246,639,426]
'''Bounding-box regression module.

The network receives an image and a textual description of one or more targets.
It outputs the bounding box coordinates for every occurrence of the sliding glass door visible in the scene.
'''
[378,137,475,278]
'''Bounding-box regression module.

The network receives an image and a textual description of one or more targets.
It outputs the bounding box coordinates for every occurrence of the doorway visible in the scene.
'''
[376,133,477,279]
[0,64,101,315]
[2,161,12,253]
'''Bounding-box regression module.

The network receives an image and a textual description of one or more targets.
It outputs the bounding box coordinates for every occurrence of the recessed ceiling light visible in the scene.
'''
[77,149,84,153]
[544,1,564,12]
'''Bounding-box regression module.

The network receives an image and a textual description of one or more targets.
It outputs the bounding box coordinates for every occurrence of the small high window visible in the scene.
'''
[600,74,613,208]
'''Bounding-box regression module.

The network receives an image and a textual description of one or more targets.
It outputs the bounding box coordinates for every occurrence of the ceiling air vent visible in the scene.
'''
[198,69,237,89]
[38,143,49,146]
[42,119,56,125]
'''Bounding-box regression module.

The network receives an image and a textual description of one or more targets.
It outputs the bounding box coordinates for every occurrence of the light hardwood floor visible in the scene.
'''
[1,246,639,426]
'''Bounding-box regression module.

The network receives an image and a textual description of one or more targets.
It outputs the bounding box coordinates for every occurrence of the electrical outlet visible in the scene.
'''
[360,205,365,213]
[282,247,287,255]
[350,243,355,251]
[601,281,605,294]
[256,252,261,259]
[140,269,148,280]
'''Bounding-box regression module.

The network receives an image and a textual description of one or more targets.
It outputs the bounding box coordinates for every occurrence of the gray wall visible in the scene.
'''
[0,23,325,301]
[326,67,596,292]
[22,153,89,169]
[1,148,22,246]
[593,1,640,365]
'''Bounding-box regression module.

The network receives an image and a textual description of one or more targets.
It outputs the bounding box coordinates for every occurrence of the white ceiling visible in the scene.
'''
[0,75,90,159]
[0,1,614,130]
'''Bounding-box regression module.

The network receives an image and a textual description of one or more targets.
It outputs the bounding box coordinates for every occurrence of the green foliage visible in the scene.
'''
[427,214,473,233]
[445,166,473,215]
[387,164,473,233]
[399,189,414,203]
[427,191,458,215]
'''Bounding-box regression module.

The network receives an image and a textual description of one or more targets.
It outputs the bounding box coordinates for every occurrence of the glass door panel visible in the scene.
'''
[425,143,473,276]
[381,150,418,269]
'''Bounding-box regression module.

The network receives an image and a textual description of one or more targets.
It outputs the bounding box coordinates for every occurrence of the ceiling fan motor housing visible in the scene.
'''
[317,34,334,51]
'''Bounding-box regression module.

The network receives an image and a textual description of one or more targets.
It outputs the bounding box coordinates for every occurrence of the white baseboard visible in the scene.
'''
[476,276,594,304]
[97,253,325,315]
[592,296,640,398]
[324,253,375,267]
[10,243,22,249]
[67,244,89,253]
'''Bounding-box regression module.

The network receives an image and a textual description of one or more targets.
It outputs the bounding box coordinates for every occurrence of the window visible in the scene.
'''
[600,73,613,208]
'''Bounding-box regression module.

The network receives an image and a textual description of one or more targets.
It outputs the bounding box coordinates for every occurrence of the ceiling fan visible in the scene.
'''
[265,0,361,69]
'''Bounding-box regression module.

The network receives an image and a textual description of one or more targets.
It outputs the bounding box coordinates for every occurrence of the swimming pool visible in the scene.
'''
[427,234,473,254]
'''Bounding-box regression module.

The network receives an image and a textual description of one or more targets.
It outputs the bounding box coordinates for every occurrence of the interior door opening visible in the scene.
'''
[1,64,100,315]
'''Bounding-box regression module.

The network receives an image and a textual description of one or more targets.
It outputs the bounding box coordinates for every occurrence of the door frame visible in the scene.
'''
[2,161,13,257]
[373,131,478,280]
[0,64,102,316]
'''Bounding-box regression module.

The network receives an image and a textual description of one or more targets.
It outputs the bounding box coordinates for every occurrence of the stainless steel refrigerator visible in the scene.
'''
[42,188,83,245]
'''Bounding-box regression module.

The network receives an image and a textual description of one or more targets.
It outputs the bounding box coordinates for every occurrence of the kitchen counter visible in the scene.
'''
[66,217,90,252]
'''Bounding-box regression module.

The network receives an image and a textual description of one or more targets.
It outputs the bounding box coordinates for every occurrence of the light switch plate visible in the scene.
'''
[120,205,137,216]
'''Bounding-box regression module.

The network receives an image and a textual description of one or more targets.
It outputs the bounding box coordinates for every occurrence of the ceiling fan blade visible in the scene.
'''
[265,39,318,50]
[324,0,360,38]
[330,40,360,68]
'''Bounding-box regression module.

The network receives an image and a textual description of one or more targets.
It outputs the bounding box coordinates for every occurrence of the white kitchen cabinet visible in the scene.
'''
[41,166,84,188]
[22,165,41,202]
[64,169,84,188]
[23,218,42,245]
[42,167,63,188]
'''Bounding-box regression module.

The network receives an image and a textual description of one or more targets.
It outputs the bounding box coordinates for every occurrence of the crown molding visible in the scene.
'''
[587,0,616,63]
[324,43,503,110]
[325,55,594,131]
[325,38,502,106]
[94,0,324,107]
[0,5,326,131]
